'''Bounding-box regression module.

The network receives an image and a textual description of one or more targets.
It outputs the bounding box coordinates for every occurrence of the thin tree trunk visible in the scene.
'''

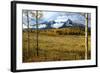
[85,13,88,60]
[36,10,39,56]
[27,10,30,57]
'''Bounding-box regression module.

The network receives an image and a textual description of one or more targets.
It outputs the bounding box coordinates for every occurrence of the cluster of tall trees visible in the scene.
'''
[38,27,91,36]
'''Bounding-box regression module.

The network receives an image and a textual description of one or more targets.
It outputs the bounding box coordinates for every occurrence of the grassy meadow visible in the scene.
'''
[22,28,91,62]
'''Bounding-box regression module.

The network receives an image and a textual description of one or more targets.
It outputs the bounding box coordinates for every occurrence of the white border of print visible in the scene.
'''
[16,4,96,70]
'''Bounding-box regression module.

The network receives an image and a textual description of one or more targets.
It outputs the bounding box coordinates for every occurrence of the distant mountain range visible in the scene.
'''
[23,11,91,29]
[25,18,86,30]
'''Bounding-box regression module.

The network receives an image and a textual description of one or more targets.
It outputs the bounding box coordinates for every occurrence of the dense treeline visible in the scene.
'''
[23,27,91,36]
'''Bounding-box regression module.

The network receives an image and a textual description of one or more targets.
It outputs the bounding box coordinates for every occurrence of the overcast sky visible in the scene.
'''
[22,10,91,29]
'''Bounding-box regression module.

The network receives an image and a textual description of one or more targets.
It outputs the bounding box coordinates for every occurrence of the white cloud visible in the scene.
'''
[55,16,68,22]
[23,24,27,29]
[38,24,46,28]
[51,23,64,28]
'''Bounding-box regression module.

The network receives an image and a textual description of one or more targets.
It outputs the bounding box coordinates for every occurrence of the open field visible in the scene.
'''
[22,28,91,62]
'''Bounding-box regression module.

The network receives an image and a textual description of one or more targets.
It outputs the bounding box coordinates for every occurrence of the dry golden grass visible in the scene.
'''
[22,29,91,62]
